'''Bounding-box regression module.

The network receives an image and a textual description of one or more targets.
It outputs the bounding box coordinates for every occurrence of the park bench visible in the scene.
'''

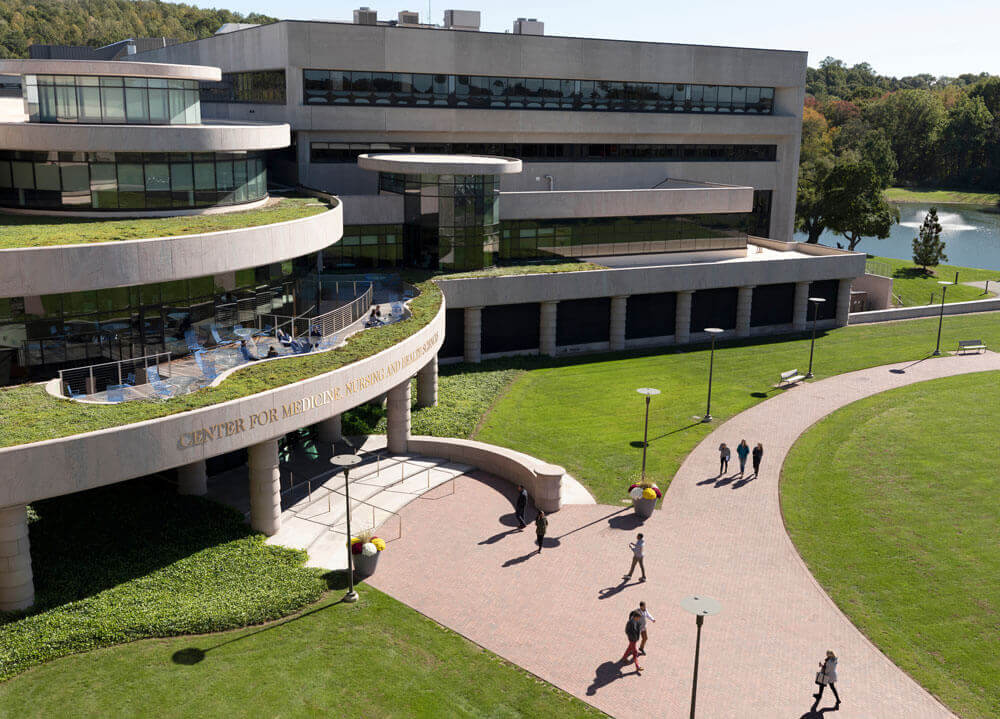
[957,339,987,355]
[778,368,805,387]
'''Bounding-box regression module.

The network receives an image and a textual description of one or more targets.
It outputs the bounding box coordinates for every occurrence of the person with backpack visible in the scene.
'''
[620,610,643,673]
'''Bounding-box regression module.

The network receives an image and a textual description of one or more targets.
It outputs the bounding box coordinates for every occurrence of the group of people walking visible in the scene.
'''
[718,439,764,478]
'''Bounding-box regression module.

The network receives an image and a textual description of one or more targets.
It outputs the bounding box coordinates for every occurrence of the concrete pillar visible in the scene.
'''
[417,356,438,408]
[836,278,853,326]
[248,440,281,536]
[177,460,207,496]
[317,414,342,445]
[736,286,754,338]
[792,281,810,330]
[539,301,558,357]
[675,291,693,344]
[609,295,628,351]
[463,307,482,364]
[386,379,411,455]
[0,504,34,611]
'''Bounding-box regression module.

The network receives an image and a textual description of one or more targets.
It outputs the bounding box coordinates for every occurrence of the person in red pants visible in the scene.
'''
[620,610,643,674]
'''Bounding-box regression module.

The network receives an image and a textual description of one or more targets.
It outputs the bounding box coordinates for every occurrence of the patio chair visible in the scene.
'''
[184,329,203,353]
[194,350,218,380]
[210,325,234,346]
[65,382,85,399]
[107,384,128,403]
[316,334,339,351]
[124,372,135,386]
[390,301,406,319]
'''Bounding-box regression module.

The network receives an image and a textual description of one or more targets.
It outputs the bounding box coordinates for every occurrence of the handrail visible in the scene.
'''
[256,282,374,341]
[58,351,172,397]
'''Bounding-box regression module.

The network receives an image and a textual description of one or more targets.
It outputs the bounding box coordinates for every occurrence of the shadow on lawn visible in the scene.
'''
[629,421,703,448]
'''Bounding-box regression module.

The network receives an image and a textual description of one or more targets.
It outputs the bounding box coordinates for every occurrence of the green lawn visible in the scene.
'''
[866,255,999,306]
[885,187,1000,205]
[781,374,1000,719]
[466,312,1000,505]
[0,197,328,249]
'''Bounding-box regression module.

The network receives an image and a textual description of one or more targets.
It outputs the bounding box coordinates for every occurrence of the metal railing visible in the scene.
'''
[255,282,373,343]
[59,351,172,397]
[865,260,893,278]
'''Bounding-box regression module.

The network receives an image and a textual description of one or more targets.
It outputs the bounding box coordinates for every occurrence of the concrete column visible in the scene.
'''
[463,307,482,364]
[675,291,693,344]
[609,295,628,351]
[836,278,853,326]
[248,439,281,536]
[792,281,810,330]
[416,356,438,408]
[317,414,342,444]
[177,460,207,496]
[0,504,34,611]
[386,379,411,455]
[539,301,558,357]
[736,286,754,338]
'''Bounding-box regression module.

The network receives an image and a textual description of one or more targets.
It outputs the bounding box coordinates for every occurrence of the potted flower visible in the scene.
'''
[628,481,662,519]
[350,529,387,577]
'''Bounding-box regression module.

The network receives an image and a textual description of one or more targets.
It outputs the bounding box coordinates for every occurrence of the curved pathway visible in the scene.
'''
[370,352,1000,718]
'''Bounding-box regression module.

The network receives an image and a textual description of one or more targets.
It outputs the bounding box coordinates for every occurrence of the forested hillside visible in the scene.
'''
[0,0,275,57]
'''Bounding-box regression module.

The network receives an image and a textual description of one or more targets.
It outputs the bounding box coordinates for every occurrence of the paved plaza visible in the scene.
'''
[369,352,1000,718]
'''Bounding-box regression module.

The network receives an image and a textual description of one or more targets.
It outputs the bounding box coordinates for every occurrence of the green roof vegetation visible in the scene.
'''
[439,260,606,279]
[783,373,1000,719]
[0,278,441,449]
[0,197,328,250]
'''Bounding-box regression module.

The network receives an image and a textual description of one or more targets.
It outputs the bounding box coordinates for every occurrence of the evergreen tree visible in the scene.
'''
[912,208,947,273]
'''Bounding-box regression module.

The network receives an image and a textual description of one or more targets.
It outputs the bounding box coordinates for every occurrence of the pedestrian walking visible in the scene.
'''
[752,442,764,477]
[637,601,656,655]
[515,485,528,529]
[620,610,643,673]
[624,533,646,581]
[534,510,548,553]
[736,439,750,477]
[812,650,841,708]
[718,442,731,475]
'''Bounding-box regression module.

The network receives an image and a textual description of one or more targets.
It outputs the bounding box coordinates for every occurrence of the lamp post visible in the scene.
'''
[805,296,826,379]
[681,595,722,719]
[701,328,724,423]
[932,281,953,356]
[330,453,362,603]
[635,388,661,479]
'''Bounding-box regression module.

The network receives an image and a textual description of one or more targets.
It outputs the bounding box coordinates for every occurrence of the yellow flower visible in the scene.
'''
[372,538,386,552]
[642,487,657,500]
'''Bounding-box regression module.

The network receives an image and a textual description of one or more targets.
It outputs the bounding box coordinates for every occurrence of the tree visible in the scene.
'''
[833,120,897,187]
[937,96,994,181]
[795,107,834,243]
[912,208,947,273]
[863,90,947,183]
[823,156,900,251]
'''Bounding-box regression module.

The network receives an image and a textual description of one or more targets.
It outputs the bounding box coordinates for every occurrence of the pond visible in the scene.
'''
[794,204,1000,272]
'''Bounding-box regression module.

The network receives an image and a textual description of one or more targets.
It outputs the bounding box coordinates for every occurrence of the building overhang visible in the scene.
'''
[358,153,522,176]
[0,59,221,82]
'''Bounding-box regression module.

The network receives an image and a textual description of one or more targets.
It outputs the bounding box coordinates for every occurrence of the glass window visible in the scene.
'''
[717,86,733,112]
[77,85,102,123]
[304,69,331,104]
[731,86,747,113]
[168,88,186,124]
[148,88,168,123]
[125,87,148,123]
[489,77,507,108]
[12,161,34,189]
[412,74,433,105]
[194,161,215,190]
[34,163,60,191]
[144,163,170,192]
[101,85,125,122]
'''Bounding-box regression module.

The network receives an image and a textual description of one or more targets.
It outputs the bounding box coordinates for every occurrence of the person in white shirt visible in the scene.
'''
[624,533,646,582]
[637,601,656,655]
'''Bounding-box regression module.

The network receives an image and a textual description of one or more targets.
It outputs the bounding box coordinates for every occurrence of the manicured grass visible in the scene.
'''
[866,255,998,306]
[0,480,327,681]
[0,279,441,449]
[885,187,1000,205]
[0,197,328,249]
[471,312,1000,505]
[441,261,605,278]
[781,374,1000,719]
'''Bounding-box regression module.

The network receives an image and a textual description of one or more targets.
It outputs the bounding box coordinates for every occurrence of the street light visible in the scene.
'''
[635,388,661,479]
[701,328,724,423]
[330,453,362,603]
[805,297,827,379]
[681,595,722,719]
[932,280,954,356]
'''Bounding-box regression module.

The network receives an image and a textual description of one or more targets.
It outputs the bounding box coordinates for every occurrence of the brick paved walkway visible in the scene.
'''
[370,353,1000,718]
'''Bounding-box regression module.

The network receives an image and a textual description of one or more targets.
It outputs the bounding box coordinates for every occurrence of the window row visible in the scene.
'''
[310,142,778,164]
[0,151,267,211]
[24,75,202,125]
[303,70,775,114]
[200,70,287,105]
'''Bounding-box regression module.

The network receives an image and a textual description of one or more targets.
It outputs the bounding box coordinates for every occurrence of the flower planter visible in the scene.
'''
[633,496,656,519]
[353,550,380,578]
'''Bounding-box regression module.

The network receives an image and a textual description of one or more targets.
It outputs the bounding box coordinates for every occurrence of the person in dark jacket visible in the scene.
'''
[620,610,643,673]
[534,510,548,553]
[752,443,764,477]
[736,439,750,478]
[718,443,731,475]
[812,650,840,708]
[515,485,528,529]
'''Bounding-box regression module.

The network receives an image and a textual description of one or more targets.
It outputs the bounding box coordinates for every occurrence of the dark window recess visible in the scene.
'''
[745,190,773,237]
[691,288,738,332]
[749,283,795,327]
[807,280,839,320]
[200,70,286,104]
[625,292,677,339]
[556,298,611,346]
[482,303,540,354]
[439,308,466,358]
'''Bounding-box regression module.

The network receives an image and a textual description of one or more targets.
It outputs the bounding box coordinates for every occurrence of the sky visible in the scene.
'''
[207,0,1000,78]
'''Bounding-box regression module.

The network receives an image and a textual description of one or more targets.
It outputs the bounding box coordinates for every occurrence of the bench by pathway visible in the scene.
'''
[369,351,1000,718]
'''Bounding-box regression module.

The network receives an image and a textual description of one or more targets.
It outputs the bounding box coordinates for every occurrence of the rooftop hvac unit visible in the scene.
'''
[443,9,481,30]
[398,10,420,25]
[353,7,377,25]
[513,17,544,35]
